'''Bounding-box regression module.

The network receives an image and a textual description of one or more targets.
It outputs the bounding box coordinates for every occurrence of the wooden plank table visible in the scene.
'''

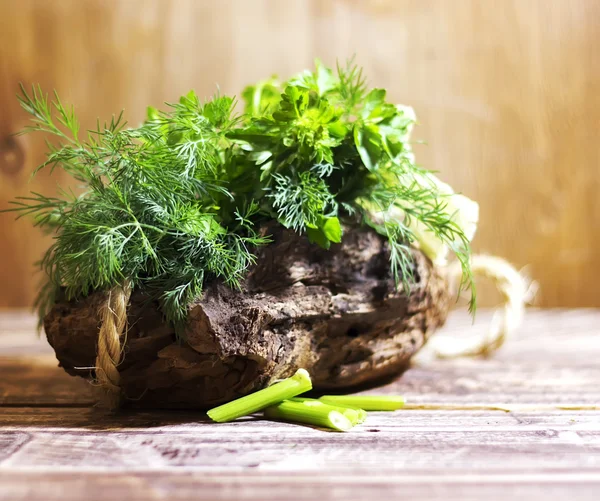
[1,309,599,500]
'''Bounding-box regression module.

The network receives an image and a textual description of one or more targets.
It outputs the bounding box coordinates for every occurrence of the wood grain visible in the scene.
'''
[4,309,599,407]
[1,309,600,500]
[1,411,600,470]
[0,358,93,407]
[1,0,599,308]
[0,471,598,501]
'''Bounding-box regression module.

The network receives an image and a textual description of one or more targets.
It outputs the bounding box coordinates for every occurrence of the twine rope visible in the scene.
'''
[433,254,536,359]
[95,281,132,408]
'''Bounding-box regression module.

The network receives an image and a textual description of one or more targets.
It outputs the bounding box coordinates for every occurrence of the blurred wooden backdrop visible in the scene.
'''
[1,0,599,308]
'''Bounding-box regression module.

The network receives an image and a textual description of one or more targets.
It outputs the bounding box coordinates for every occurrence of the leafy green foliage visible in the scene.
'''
[10,84,268,330]
[7,60,476,329]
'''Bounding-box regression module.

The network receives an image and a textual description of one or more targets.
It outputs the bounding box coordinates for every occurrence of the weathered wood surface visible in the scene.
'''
[1,309,600,500]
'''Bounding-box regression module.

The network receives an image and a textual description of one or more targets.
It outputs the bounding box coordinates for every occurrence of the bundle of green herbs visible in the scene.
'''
[10,59,477,332]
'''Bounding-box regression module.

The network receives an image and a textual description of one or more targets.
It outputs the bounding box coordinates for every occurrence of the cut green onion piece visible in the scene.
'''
[289,397,367,425]
[264,400,353,432]
[352,407,368,424]
[207,369,312,422]
[319,395,405,411]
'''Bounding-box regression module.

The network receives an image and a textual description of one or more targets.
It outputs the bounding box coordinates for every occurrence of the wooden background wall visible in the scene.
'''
[0,0,598,308]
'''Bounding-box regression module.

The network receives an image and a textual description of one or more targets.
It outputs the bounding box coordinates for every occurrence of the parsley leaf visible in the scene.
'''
[7,59,476,329]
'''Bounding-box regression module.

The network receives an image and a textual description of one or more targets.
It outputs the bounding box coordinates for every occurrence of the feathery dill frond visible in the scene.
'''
[6,58,476,330]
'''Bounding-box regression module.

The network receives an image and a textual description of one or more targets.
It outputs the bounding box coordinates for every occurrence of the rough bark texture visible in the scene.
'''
[44,226,451,409]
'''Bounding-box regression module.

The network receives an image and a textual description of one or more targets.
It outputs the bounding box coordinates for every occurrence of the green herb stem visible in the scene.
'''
[207,369,312,423]
[319,395,405,411]
[264,400,353,432]
[289,397,367,425]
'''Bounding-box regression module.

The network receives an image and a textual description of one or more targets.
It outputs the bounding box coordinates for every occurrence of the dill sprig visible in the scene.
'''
[11,84,269,329]
[7,60,476,329]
